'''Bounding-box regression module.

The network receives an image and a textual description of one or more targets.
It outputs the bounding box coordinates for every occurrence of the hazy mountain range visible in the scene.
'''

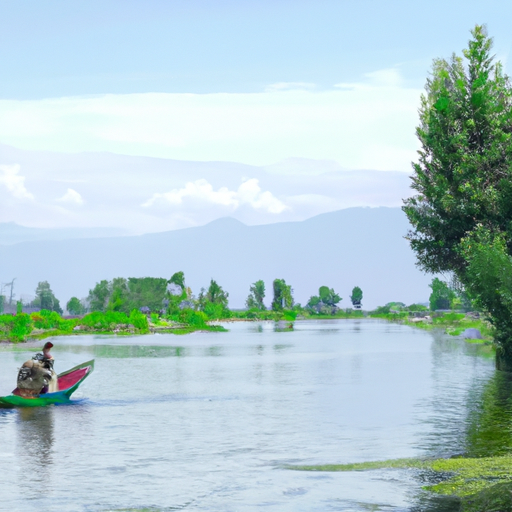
[0,143,412,234]
[0,207,431,310]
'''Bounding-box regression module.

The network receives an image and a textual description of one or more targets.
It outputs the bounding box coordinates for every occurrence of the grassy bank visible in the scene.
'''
[369,311,494,344]
[0,309,227,343]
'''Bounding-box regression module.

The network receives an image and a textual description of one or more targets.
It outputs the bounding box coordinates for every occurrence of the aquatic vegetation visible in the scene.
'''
[287,455,512,509]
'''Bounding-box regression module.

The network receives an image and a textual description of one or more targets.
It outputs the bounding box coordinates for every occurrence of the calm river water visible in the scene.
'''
[0,319,503,511]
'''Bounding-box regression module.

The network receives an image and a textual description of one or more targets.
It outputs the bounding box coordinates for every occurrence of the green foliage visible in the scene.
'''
[128,309,149,333]
[9,313,32,342]
[176,309,208,326]
[245,279,266,310]
[107,277,129,312]
[88,279,110,312]
[30,309,74,332]
[16,301,22,314]
[350,286,363,306]
[319,286,341,306]
[406,303,428,311]
[307,286,341,314]
[89,276,171,314]
[460,228,512,361]
[402,25,512,366]
[283,310,297,322]
[205,279,229,306]
[166,272,188,315]
[195,279,230,319]
[272,279,293,311]
[80,310,131,330]
[403,25,512,276]
[169,271,185,290]
[429,278,456,310]
[66,296,84,315]
[371,305,391,315]
[32,281,63,314]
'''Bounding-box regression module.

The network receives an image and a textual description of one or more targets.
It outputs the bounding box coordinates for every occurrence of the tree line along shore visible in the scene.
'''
[0,270,491,345]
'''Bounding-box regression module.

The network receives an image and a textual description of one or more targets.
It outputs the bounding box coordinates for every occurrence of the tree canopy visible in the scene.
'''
[88,276,170,314]
[350,286,363,307]
[246,280,266,310]
[271,279,293,311]
[32,281,63,314]
[66,297,85,316]
[307,286,341,314]
[402,25,512,368]
[429,278,455,311]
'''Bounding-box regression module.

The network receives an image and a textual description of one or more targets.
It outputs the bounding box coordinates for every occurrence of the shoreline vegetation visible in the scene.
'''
[0,306,493,346]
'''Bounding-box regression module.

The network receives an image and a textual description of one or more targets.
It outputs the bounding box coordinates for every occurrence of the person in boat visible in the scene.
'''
[16,342,59,397]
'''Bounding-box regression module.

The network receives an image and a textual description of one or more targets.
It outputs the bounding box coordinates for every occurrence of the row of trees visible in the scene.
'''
[403,25,512,369]
[244,279,362,314]
[17,276,363,319]
[81,272,229,319]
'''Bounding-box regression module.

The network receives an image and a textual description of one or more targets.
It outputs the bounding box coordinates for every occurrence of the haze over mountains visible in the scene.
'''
[0,143,412,234]
[0,207,431,310]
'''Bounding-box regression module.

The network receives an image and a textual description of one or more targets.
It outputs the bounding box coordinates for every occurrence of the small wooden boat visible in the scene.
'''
[0,360,94,408]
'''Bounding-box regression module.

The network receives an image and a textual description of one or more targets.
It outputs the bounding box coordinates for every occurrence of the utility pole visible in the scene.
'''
[4,278,16,305]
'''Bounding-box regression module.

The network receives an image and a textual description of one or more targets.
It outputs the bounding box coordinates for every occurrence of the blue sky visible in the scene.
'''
[1,1,512,231]
[2,0,511,98]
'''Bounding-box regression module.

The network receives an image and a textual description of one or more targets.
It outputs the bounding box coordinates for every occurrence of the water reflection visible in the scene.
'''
[93,344,187,358]
[465,371,512,457]
[16,407,55,489]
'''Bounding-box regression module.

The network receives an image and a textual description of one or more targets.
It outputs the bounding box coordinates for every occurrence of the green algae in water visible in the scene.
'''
[287,455,512,509]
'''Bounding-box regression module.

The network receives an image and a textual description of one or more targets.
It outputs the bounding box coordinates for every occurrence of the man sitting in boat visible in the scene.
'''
[16,342,59,397]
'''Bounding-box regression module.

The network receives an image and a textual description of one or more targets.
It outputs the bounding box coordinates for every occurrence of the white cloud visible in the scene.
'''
[0,164,34,199]
[364,68,403,87]
[0,71,422,171]
[57,188,84,205]
[142,178,287,214]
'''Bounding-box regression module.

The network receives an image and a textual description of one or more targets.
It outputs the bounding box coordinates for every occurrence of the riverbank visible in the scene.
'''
[0,309,227,343]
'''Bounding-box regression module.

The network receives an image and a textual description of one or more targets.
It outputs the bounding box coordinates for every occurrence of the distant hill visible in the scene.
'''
[0,222,126,245]
[0,207,430,310]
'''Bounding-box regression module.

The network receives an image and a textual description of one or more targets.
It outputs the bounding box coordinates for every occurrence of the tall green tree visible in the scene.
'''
[66,297,85,315]
[88,280,111,312]
[246,280,266,310]
[350,286,363,307]
[429,278,455,310]
[402,25,512,369]
[272,279,293,311]
[205,279,229,307]
[307,285,341,314]
[196,279,230,319]
[33,281,63,314]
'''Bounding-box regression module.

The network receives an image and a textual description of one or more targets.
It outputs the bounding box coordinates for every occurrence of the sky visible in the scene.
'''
[1,0,512,231]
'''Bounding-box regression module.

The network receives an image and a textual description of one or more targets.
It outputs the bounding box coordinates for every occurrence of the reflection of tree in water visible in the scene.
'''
[410,335,512,511]
[417,330,493,459]
[16,407,55,488]
[464,371,512,458]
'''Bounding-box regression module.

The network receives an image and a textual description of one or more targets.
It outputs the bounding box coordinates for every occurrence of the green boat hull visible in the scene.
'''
[0,359,94,409]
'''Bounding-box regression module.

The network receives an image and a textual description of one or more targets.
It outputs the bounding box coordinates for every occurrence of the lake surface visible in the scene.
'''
[0,319,502,511]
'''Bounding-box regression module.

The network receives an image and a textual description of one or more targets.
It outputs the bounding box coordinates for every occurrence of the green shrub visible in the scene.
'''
[129,309,149,333]
[179,309,208,326]
[10,313,32,342]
